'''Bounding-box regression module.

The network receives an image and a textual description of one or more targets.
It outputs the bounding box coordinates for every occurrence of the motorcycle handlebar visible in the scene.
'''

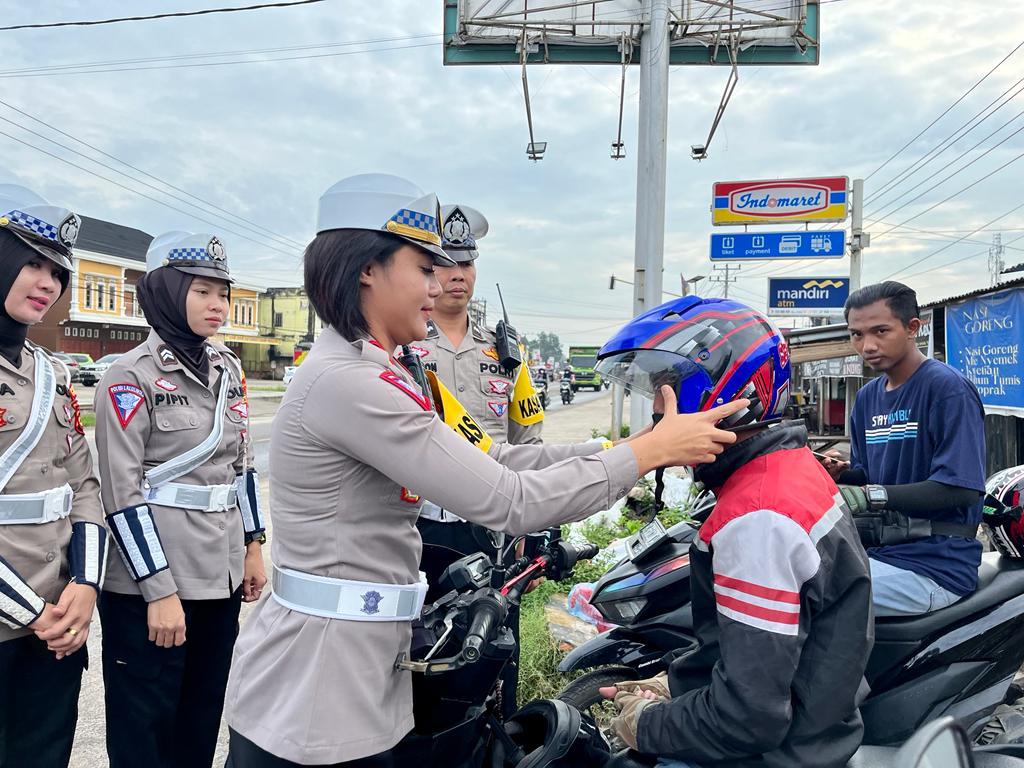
[463,595,506,663]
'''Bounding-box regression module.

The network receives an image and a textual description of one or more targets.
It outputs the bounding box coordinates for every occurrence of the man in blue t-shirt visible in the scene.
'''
[821,281,986,616]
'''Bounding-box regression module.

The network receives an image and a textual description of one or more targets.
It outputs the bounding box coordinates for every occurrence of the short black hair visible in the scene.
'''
[843,281,920,326]
[304,229,404,340]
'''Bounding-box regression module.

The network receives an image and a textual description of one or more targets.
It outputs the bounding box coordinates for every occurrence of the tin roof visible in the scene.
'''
[921,277,1024,308]
[76,215,152,261]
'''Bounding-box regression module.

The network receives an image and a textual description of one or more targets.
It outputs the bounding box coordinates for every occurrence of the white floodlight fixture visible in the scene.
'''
[527,142,547,161]
[611,141,626,159]
[690,144,707,160]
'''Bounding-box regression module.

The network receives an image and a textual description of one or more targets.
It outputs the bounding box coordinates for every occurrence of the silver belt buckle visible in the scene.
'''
[206,485,232,512]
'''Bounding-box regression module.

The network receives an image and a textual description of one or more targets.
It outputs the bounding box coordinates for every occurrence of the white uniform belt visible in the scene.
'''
[143,482,237,512]
[271,564,427,622]
[419,500,465,524]
[0,483,73,525]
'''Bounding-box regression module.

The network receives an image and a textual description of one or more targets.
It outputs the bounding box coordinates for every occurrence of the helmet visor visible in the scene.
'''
[596,349,714,412]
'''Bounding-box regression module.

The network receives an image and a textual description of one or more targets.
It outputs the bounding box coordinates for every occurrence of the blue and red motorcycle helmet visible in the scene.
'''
[595,296,791,429]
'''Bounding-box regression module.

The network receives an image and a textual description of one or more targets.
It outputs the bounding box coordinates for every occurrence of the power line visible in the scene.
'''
[865,76,1024,212]
[0,33,441,77]
[866,118,1024,229]
[0,0,328,32]
[880,200,1024,281]
[897,233,1024,282]
[0,41,440,79]
[0,99,305,250]
[0,127,301,259]
[864,39,1024,182]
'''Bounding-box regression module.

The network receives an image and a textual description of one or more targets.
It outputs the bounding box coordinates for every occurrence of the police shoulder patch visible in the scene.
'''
[379,369,430,411]
[487,401,508,418]
[108,383,146,430]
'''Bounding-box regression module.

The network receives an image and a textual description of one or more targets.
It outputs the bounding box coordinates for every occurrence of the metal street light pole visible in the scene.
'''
[631,0,670,432]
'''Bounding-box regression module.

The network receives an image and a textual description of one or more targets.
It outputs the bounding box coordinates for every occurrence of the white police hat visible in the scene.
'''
[146,231,233,283]
[316,173,455,266]
[0,184,79,272]
[440,204,488,263]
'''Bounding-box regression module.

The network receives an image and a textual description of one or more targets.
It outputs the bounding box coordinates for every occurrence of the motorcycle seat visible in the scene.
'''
[874,553,1024,642]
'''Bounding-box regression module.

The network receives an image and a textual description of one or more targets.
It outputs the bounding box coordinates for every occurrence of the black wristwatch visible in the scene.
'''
[865,485,889,510]
[245,531,267,546]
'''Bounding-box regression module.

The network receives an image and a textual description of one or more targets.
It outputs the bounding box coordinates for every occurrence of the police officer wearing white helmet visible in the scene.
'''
[0,185,104,767]
[95,231,267,767]
[222,173,745,767]
[415,203,544,716]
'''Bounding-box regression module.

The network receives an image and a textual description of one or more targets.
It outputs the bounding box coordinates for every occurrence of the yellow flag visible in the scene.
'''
[425,370,493,453]
[510,363,544,427]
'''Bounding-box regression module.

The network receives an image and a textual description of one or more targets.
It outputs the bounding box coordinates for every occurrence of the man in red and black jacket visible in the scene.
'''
[602,421,873,768]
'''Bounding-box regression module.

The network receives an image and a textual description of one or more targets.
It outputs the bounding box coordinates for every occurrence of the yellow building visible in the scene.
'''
[259,287,324,378]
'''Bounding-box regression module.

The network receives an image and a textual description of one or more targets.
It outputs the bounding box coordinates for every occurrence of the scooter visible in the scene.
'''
[557,484,1024,747]
[398,530,603,767]
[560,378,574,405]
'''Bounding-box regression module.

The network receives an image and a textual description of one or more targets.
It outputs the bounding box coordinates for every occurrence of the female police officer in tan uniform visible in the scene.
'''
[223,173,745,767]
[0,185,104,767]
[96,231,267,767]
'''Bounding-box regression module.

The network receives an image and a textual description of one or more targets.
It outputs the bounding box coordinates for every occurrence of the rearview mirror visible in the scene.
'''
[895,716,973,768]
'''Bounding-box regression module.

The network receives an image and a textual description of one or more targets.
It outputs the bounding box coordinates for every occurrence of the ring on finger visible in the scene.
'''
[67,627,78,636]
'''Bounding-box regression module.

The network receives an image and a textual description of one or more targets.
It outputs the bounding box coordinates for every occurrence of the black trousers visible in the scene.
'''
[99,589,242,768]
[226,729,413,768]
[417,518,522,718]
[0,634,86,768]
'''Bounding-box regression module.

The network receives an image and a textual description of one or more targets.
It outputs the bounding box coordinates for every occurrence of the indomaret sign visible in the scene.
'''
[712,176,849,226]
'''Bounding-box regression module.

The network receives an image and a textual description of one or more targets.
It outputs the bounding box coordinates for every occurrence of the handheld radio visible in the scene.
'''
[494,283,522,372]
[399,345,433,407]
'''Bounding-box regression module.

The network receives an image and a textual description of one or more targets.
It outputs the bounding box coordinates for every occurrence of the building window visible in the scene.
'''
[246,304,252,326]
[108,281,116,311]
[274,312,283,328]
[233,303,239,325]
[64,327,70,336]
[84,281,92,310]
[97,283,104,311]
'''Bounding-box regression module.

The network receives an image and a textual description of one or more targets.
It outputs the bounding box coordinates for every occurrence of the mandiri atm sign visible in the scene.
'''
[712,176,849,226]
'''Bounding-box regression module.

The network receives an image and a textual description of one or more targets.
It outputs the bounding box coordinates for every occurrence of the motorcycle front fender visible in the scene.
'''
[557,628,647,673]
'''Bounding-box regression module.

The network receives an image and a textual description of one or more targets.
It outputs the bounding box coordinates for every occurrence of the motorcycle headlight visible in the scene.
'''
[599,597,647,624]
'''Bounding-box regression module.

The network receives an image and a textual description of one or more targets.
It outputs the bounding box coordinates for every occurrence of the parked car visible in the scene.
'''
[283,366,298,386]
[68,352,93,367]
[79,353,123,386]
[52,352,82,383]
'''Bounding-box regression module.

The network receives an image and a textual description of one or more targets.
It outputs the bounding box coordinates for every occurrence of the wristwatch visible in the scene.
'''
[246,531,267,546]
[865,485,889,510]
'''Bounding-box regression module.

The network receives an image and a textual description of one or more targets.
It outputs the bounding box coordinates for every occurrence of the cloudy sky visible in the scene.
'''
[0,1,1021,346]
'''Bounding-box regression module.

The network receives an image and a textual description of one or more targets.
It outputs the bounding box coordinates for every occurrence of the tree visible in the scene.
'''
[536,332,563,364]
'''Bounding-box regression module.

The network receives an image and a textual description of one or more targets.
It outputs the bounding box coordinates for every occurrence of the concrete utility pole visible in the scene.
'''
[711,264,739,297]
[989,233,1005,286]
[630,0,670,431]
[849,178,867,293]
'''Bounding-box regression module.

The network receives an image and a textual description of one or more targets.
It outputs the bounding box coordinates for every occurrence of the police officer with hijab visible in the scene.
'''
[0,185,104,767]
[415,203,543,716]
[96,231,267,767]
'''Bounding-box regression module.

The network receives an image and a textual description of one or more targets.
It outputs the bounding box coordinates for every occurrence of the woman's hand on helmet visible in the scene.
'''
[628,386,748,473]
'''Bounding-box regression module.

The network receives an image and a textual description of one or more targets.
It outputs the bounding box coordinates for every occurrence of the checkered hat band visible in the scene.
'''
[167,247,213,262]
[387,209,440,244]
[6,210,58,243]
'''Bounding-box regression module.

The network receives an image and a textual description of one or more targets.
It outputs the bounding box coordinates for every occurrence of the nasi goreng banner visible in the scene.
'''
[945,288,1024,417]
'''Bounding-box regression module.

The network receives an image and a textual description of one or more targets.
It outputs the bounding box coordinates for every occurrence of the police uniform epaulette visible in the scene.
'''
[474,323,497,342]
[425,320,440,340]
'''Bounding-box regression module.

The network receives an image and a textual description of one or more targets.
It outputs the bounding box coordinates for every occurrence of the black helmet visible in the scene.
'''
[983,465,1024,559]
[504,699,610,768]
